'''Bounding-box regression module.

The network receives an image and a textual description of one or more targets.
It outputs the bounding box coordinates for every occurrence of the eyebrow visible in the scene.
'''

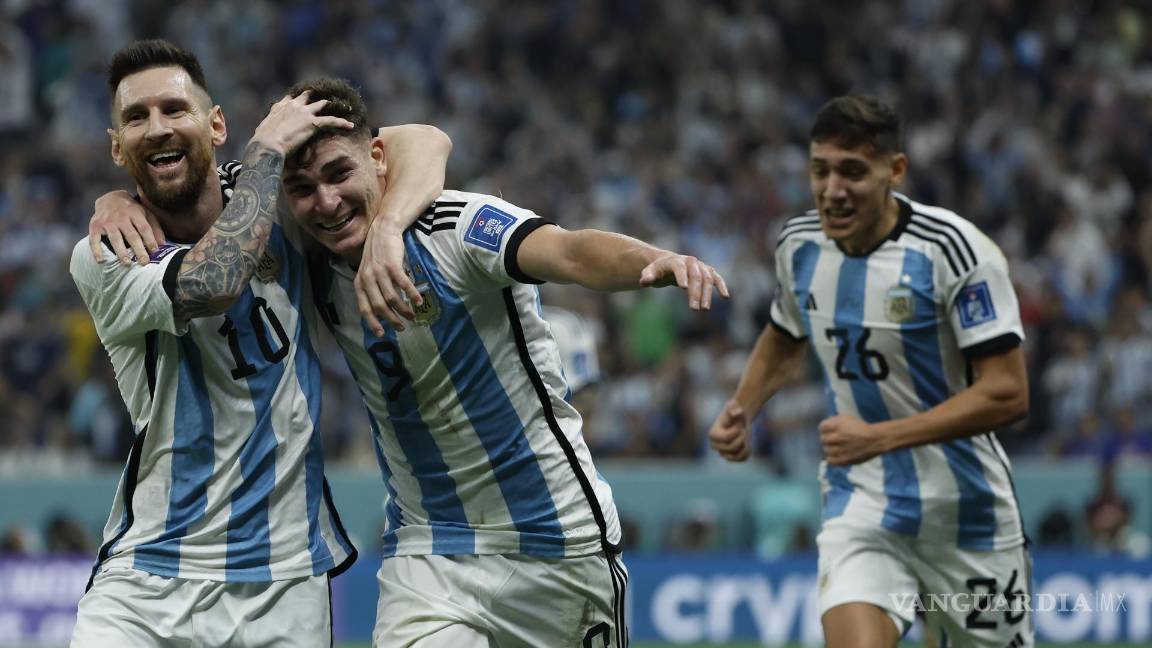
[320,155,354,174]
[118,96,192,121]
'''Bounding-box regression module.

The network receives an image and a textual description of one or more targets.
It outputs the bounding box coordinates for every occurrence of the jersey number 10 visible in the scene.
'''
[218,297,291,380]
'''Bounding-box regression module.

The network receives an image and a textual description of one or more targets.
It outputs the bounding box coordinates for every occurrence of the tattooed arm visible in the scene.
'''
[172,93,352,320]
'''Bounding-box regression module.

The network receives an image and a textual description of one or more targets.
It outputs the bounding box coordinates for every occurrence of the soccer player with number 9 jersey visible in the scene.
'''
[710,95,1033,648]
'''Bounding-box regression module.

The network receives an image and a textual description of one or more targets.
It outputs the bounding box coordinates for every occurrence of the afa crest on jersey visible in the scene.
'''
[885,285,914,322]
[255,249,280,283]
[404,258,441,325]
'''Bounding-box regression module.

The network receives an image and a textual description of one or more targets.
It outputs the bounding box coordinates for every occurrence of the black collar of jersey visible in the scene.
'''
[833,196,912,257]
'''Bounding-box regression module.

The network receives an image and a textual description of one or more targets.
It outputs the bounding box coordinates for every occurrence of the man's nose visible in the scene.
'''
[144,110,172,140]
[315,184,341,213]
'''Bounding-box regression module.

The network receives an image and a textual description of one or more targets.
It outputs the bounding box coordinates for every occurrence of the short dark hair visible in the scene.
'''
[285,77,373,168]
[107,39,209,96]
[809,94,902,156]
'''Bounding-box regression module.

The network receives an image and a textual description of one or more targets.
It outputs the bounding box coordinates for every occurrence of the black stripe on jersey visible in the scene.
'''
[960,332,1021,361]
[768,307,807,341]
[327,576,335,648]
[904,226,963,278]
[908,216,974,275]
[322,477,358,577]
[980,432,1032,549]
[914,211,978,269]
[162,248,189,300]
[432,201,467,209]
[502,288,622,554]
[416,208,463,225]
[777,225,823,246]
[777,214,822,244]
[86,426,148,591]
[306,249,340,330]
[144,331,159,398]
[412,218,459,237]
[607,552,630,647]
[504,219,554,284]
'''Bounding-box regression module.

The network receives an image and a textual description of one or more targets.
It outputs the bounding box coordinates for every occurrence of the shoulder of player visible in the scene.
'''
[900,196,1001,277]
[412,191,536,238]
[775,209,824,248]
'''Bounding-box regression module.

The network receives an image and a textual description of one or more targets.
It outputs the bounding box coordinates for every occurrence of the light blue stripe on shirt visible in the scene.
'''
[791,243,853,520]
[899,249,997,548]
[835,256,920,535]
[361,319,476,555]
[223,284,279,581]
[134,336,215,576]
[282,236,341,574]
[408,237,566,556]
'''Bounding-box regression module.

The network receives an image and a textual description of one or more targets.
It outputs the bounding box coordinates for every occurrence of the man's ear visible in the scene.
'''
[370,136,387,177]
[889,152,908,186]
[210,105,227,147]
[108,129,125,167]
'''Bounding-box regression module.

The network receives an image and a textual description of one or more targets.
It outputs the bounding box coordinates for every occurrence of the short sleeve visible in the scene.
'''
[946,244,1024,359]
[768,241,807,340]
[452,196,553,286]
[70,237,190,345]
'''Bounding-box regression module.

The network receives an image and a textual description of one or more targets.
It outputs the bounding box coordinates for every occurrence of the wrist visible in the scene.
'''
[368,213,406,235]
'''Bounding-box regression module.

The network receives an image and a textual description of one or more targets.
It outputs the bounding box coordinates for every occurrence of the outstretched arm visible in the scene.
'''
[516,225,729,309]
[173,93,352,319]
[356,125,452,335]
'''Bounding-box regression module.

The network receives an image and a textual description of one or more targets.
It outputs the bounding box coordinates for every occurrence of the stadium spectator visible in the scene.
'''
[0,0,1149,473]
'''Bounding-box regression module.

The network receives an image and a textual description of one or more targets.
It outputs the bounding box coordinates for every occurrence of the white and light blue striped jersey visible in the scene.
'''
[68,163,355,584]
[770,193,1025,551]
[308,190,622,558]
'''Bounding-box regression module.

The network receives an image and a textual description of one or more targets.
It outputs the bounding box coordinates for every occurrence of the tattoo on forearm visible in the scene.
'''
[173,144,283,319]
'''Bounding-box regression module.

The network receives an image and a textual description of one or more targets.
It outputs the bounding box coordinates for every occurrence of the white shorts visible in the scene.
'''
[70,567,331,648]
[373,552,629,648]
[817,520,1033,648]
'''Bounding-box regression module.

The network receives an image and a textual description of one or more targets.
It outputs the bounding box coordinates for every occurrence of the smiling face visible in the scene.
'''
[283,134,385,264]
[808,139,907,254]
[109,66,225,213]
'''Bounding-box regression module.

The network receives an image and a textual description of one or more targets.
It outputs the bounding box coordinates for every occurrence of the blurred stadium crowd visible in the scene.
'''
[1,0,1152,479]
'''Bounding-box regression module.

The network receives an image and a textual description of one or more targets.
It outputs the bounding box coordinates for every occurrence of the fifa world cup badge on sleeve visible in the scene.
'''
[958,281,997,328]
[885,285,914,323]
[464,204,516,252]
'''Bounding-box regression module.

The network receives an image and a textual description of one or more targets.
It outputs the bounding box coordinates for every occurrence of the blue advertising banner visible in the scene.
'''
[0,558,89,646]
[622,553,1152,645]
[0,552,1148,645]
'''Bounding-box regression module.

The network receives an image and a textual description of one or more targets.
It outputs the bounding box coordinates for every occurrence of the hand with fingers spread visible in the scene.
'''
[252,91,355,157]
[89,190,166,265]
[639,253,730,310]
[355,223,420,335]
[709,399,752,462]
